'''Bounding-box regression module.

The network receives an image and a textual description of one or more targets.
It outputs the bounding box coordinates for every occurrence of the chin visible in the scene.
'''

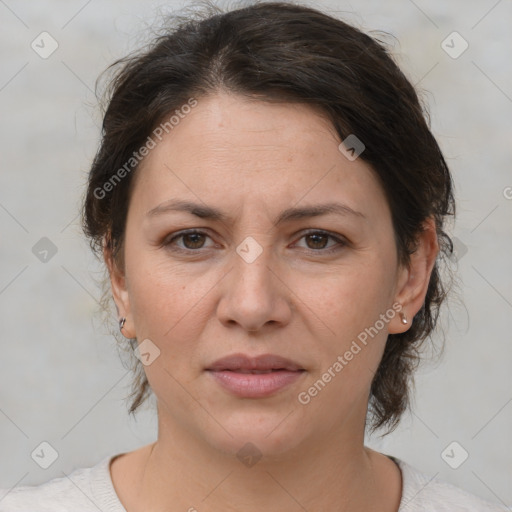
[201,409,309,461]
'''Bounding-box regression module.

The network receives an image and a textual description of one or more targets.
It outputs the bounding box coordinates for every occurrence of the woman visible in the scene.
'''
[0,2,506,511]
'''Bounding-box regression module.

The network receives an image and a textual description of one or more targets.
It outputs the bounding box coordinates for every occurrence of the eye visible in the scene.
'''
[163,229,347,255]
[164,230,214,251]
[293,230,346,254]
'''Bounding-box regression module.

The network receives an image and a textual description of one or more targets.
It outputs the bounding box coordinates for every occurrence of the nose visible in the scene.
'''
[216,240,292,333]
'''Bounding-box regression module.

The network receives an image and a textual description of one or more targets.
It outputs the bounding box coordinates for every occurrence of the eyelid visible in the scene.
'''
[163,228,217,249]
[293,229,347,253]
[163,228,347,254]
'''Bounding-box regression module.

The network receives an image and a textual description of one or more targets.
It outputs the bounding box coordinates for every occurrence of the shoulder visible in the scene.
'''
[0,454,124,512]
[394,457,509,511]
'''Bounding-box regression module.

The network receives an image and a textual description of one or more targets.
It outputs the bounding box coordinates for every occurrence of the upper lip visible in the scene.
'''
[206,353,304,372]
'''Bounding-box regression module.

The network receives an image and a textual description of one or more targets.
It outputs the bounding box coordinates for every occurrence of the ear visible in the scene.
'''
[103,236,136,338]
[388,217,439,334]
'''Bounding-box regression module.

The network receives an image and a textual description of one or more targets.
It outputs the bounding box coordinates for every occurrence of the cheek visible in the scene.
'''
[299,259,396,381]
[125,267,211,404]
[125,252,220,362]
[308,260,395,333]
[129,270,200,335]
[296,272,393,415]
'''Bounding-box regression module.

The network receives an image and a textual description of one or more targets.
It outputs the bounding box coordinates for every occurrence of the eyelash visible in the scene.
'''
[163,229,347,255]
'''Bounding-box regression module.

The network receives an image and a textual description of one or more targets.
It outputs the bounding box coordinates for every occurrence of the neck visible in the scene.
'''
[128,405,401,511]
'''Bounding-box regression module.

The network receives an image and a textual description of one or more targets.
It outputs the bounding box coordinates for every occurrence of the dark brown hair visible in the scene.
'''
[82,1,455,434]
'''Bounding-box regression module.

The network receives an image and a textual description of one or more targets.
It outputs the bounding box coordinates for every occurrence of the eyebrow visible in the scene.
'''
[146,199,366,225]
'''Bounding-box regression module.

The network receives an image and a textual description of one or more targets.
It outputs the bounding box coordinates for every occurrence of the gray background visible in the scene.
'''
[1,0,511,507]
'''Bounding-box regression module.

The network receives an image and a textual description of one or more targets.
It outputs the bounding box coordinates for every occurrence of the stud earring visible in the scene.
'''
[119,317,126,332]
[399,311,408,325]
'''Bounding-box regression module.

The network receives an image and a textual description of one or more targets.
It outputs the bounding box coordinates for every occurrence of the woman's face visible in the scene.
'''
[110,92,432,456]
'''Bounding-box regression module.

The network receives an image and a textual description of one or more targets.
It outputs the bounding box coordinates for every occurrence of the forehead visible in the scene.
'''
[130,92,390,224]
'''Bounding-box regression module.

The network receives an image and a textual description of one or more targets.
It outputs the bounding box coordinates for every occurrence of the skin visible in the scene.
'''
[105,91,439,512]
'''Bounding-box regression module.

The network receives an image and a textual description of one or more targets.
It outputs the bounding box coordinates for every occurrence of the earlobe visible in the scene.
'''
[389,217,439,334]
[388,300,409,335]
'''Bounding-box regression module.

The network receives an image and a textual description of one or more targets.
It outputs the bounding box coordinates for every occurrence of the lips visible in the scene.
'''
[206,353,304,372]
[206,353,305,398]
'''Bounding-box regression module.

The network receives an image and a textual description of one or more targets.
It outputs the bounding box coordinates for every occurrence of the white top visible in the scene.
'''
[0,454,507,511]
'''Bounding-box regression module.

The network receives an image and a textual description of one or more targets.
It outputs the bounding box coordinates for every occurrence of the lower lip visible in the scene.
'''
[207,370,305,398]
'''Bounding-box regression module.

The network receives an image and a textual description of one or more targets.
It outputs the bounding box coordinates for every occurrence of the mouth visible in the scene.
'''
[221,369,296,374]
[206,353,304,372]
[206,353,306,398]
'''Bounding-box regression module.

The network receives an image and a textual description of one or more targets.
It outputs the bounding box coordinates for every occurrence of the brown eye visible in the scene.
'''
[304,233,329,249]
[295,230,346,254]
[165,230,212,251]
[180,232,206,249]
